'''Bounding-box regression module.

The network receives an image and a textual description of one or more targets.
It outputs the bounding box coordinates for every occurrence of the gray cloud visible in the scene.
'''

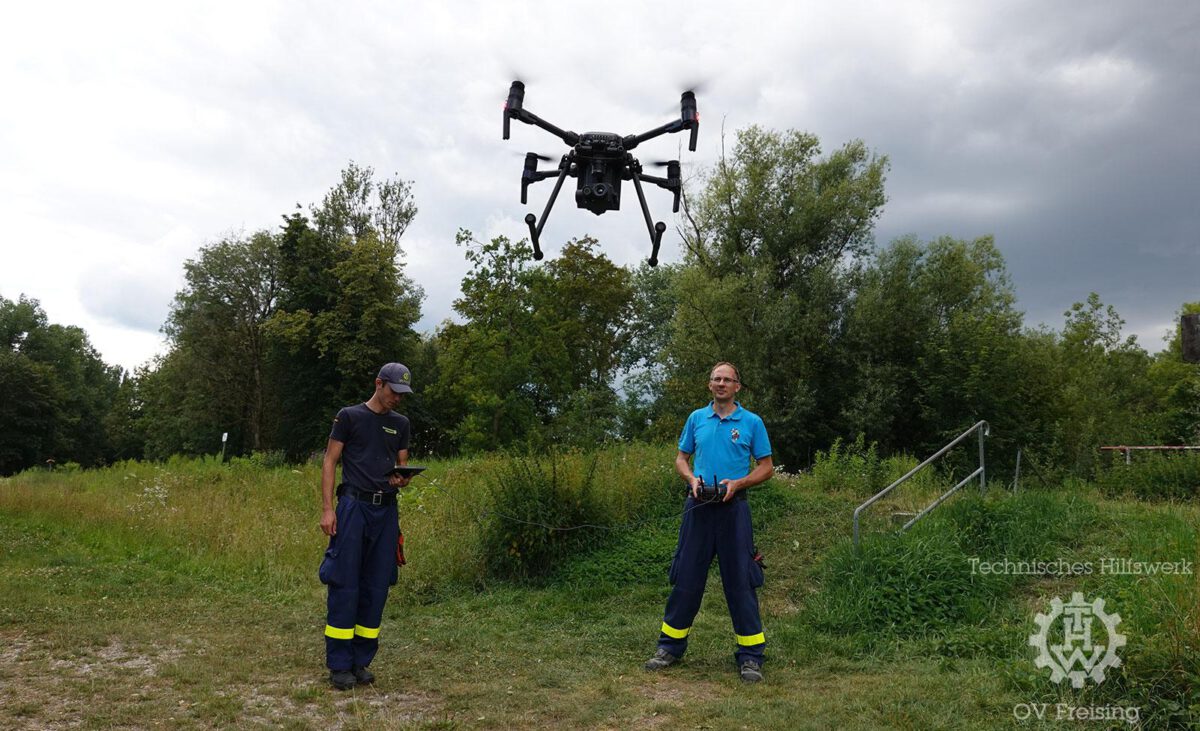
[2,0,1196,370]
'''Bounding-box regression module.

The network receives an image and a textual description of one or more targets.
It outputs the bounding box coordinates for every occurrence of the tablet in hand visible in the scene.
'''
[387,465,426,478]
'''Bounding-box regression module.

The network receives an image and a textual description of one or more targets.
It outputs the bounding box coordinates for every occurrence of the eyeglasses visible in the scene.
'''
[709,376,739,384]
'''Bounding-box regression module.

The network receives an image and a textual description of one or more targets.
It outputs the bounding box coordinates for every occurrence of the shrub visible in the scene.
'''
[1095,452,1200,500]
[478,449,610,581]
[809,434,888,495]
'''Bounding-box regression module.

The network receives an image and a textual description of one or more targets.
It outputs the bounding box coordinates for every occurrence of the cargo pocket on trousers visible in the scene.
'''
[748,550,764,588]
[318,543,341,586]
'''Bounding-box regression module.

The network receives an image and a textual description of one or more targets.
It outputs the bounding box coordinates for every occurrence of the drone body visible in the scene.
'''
[502,81,698,266]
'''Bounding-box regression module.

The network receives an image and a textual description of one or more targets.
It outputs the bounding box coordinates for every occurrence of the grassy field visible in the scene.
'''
[1,446,1196,729]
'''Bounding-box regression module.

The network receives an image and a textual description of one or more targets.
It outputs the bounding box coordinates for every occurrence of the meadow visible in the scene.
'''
[1,445,1196,729]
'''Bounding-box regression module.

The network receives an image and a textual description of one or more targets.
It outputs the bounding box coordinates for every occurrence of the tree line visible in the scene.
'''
[2,131,1196,477]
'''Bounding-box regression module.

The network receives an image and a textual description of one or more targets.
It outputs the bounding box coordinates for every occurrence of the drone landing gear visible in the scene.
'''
[630,172,666,267]
[524,153,574,260]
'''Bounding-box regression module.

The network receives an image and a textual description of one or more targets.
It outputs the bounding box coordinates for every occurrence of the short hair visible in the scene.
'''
[710,361,741,383]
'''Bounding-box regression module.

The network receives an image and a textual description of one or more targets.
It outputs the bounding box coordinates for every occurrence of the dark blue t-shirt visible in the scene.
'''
[329,403,410,492]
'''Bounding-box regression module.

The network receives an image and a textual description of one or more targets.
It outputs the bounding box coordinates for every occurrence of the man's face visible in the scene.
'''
[376,380,406,410]
[708,365,741,402]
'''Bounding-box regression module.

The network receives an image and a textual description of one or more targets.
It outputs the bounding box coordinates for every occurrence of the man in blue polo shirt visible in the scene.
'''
[318,363,414,690]
[644,362,774,683]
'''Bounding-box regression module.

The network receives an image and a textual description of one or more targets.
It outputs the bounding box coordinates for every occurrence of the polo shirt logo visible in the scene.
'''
[382,427,397,435]
[731,428,740,442]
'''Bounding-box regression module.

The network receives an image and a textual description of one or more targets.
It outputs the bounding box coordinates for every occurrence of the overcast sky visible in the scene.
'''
[2,0,1196,372]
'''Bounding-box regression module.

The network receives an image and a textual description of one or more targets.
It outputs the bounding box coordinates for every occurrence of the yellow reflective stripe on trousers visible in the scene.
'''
[736,632,765,646]
[660,622,690,639]
[325,625,354,640]
[354,624,381,639]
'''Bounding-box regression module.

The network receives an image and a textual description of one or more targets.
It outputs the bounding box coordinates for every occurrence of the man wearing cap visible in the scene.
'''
[318,363,414,690]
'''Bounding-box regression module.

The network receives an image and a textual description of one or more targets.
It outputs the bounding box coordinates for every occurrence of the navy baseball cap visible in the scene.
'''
[377,363,413,393]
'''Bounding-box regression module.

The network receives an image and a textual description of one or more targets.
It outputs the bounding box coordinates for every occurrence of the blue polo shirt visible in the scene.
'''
[678,402,772,484]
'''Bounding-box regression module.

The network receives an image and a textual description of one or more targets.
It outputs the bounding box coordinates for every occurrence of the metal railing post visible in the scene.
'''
[978,424,987,494]
[853,420,989,546]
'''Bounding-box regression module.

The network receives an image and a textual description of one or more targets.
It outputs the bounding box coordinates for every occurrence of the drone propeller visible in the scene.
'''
[510,149,557,163]
[660,79,710,114]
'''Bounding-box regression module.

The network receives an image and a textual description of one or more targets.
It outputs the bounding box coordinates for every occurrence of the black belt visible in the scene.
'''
[684,489,748,502]
[337,484,397,506]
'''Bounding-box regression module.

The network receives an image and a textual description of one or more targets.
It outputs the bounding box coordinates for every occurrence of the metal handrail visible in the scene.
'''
[852,420,989,546]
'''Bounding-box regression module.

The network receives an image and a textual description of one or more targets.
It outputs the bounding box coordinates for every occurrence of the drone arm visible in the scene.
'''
[637,162,682,213]
[525,154,573,260]
[625,91,700,152]
[522,155,565,205]
[623,120,685,151]
[507,109,580,146]
[630,170,666,267]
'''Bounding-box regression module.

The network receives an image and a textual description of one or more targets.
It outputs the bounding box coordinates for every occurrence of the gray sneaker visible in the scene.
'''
[644,648,679,671]
[353,666,375,685]
[739,659,763,683]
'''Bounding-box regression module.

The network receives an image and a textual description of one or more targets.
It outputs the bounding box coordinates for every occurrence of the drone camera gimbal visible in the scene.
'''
[503,81,699,266]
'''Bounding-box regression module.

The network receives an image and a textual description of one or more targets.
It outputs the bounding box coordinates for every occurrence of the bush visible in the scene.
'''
[479,450,610,581]
[809,434,888,495]
[1095,452,1200,500]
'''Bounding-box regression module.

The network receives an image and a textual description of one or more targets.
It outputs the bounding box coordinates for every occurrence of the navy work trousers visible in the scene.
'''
[656,495,765,664]
[319,494,399,671]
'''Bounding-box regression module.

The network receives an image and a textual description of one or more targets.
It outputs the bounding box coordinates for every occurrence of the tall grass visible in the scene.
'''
[806,492,1095,638]
[3,444,1196,727]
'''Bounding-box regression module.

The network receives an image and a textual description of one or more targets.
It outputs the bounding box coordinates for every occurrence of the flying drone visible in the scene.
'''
[502,81,699,266]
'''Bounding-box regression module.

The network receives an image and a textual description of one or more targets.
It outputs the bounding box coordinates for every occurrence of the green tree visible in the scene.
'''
[661,127,889,468]
[618,262,682,442]
[265,164,422,458]
[0,350,62,474]
[843,236,1045,476]
[534,238,635,445]
[1051,293,1157,474]
[0,295,121,472]
[430,232,545,452]
[1148,303,1200,444]
[157,231,281,456]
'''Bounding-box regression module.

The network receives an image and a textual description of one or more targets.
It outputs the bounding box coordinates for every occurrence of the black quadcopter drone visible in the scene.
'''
[502,81,699,266]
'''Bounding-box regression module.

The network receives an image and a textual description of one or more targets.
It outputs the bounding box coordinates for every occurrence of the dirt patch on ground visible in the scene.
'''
[0,631,444,730]
[46,638,185,678]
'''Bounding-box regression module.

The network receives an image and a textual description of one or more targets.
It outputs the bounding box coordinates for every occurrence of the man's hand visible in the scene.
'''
[720,478,743,502]
[689,475,703,498]
[320,506,337,536]
[388,474,412,489]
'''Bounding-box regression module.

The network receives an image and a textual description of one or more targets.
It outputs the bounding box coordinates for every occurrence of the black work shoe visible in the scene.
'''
[739,659,763,683]
[330,669,356,690]
[644,648,679,671]
[353,666,375,685]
